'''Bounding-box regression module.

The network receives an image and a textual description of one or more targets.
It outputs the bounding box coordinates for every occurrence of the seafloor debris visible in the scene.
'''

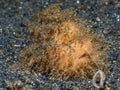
[18,3,109,80]
[92,70,106,89]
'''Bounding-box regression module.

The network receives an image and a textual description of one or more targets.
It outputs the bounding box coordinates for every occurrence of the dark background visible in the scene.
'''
[0,0,119,90]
